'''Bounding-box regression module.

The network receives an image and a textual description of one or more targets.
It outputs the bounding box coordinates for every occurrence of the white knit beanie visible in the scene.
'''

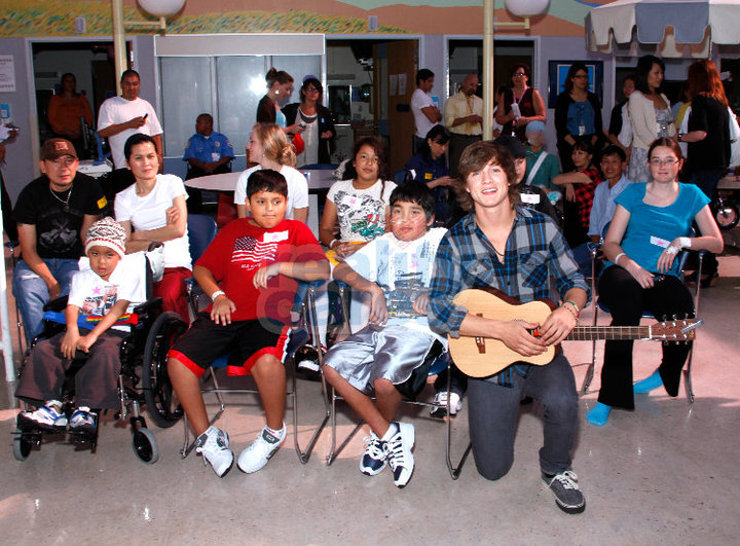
[85,216,127,258]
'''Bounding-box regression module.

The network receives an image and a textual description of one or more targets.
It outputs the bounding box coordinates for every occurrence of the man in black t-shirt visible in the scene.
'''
[12,138,107,343]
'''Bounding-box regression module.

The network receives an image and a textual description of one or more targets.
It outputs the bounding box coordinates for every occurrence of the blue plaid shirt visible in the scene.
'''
[428,207,589,386]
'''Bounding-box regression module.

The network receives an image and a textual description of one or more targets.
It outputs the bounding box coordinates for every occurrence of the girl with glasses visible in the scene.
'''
[587,138,723,427]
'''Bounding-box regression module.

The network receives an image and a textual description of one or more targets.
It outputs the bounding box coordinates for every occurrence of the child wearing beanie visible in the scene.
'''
[15,217,144,435]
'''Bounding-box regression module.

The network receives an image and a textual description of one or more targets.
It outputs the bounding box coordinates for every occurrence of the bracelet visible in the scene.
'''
[211,290,226,301]
[561,303,580,323]
[564,300,580,314]
[329,239,337,250]
[614,252,626,265]
[664,245,679,255]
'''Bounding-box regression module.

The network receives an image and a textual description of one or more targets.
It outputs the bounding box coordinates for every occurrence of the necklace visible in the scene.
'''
[491,243,506,258]
[49,185,73,213]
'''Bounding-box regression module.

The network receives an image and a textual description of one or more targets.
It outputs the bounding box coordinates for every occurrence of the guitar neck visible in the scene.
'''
[566,325,652,341]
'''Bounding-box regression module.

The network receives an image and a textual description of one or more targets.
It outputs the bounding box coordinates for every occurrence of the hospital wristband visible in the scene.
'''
[614,252,626,265]
[211,290,226,301]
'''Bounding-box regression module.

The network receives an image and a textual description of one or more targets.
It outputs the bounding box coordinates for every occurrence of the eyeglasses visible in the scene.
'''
[513,72,526,77]
[649,158,679,166]
[305,87,319,93]
[573,74,589,79]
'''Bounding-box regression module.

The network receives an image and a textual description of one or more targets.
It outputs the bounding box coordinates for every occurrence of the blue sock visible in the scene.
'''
[634,370,663,394]
[586,402,611,426]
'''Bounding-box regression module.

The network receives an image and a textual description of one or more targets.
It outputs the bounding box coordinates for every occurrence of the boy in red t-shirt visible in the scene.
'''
[167,169,329,477]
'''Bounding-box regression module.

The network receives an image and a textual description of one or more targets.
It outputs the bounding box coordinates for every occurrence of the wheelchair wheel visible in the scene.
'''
[132,427,159,464]
[715,200,739,231]
[12,432,34,461]
[142,311,187,429]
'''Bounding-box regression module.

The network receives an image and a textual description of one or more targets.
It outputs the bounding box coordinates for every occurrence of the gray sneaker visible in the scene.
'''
[543,470,586,514]
[195,426,234,478]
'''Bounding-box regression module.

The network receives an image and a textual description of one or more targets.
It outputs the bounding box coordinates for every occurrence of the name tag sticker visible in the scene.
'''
[424,172,433,180]
[650,235,670,248]
[521,193,540,205]
[264,230,289,243]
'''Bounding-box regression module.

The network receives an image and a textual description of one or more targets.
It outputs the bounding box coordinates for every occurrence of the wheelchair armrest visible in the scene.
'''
[43,295,69,312]
[132,297,163,320]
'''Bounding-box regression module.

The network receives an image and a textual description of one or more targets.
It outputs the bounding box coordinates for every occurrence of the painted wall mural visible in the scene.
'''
[0,0,613,38]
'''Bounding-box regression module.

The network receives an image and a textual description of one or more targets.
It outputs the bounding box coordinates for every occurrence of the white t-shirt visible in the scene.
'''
[97,96,163,169]
[344,227,447,343]
[411,88,438,139]
[326,179,396,242]
[233,164,309,221]
[114,174,192,270]
[69,254,145,332]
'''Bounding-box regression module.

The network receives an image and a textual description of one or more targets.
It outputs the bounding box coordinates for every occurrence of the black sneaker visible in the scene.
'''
[359,432,388,476]
[543,470,586,514]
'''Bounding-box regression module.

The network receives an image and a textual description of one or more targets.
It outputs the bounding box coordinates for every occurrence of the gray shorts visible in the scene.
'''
[324,323,438,395]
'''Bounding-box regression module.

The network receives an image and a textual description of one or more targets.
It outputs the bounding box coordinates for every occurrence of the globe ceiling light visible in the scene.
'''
[137,0,186,18]
[504,0,549,18]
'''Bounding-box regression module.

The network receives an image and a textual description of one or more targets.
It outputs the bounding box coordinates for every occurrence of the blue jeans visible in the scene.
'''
[12,258,79,344]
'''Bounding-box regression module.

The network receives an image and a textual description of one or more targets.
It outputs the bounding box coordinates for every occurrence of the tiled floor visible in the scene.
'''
[1,251,739,545]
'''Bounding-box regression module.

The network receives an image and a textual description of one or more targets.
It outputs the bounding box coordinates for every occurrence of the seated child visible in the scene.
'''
[322,182,448,488]
[16,217,143,434]
[166,169,329,478]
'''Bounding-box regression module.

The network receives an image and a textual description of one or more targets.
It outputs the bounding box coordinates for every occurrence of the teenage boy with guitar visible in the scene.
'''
[428,140,589,514]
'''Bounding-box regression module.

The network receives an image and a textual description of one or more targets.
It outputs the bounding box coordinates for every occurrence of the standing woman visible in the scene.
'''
[554,63,603,173]
[256,68,304,136]
[47,73,94,157]
[234,123,308,224]
[627,55,675,183]
[680,60,730,286]
[115,134,192,322]
[496,64,546,144]
[282,77,336,166]
[587,138,723,427]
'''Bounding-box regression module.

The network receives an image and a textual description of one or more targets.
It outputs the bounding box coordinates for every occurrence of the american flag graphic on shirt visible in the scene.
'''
[232,235,278,268]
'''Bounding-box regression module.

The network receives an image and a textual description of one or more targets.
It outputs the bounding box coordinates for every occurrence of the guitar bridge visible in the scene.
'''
[475,313,486,353]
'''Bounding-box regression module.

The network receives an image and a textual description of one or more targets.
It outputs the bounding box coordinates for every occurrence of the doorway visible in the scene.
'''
[31,41,120,158]
[326,38,419,172]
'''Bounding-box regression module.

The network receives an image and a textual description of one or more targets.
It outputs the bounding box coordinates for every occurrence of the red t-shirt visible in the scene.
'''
[196,218,327,324]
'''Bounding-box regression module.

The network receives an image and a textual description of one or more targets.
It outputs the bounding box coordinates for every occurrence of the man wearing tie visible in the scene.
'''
[444,73,483,177]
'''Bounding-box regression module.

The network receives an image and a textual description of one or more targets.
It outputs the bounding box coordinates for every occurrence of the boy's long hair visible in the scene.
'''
[390,182,435,223]
[247,169,288,199]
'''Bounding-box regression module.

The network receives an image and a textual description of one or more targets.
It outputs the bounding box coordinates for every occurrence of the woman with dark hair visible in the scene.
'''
[114,133,192,322]
[554,62,603,173]
[588,138,722,427]
[256,68,304,136]
[496,63,546,144]
[627,55,675,184]
[403,125,456,224]
[282,77,336,166]
[680,59,730,286]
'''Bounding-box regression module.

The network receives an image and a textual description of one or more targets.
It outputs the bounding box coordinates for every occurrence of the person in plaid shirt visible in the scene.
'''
[553,139,603,248]
[428,140,589,515]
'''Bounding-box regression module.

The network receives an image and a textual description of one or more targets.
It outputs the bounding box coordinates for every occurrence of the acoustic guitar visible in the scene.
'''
[448,289,702,378]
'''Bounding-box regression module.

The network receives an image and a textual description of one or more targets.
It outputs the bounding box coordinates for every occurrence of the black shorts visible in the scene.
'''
[168,314,290,377]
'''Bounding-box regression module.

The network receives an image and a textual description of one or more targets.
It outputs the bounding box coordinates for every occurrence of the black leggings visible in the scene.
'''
[597,266,694,409]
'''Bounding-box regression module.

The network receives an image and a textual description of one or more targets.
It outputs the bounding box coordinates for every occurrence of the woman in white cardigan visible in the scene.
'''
[627,55,675,183]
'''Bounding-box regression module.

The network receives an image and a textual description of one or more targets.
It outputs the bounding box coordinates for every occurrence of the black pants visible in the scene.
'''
[597,266,694,409]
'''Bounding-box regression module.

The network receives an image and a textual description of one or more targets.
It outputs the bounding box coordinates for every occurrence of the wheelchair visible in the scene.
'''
[12,251,188,464]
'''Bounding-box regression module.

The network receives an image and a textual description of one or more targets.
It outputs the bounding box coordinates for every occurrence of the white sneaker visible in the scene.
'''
[195,425,234,478]
[430,391,463,418]
[17,400,67,431]
[385,422,415,488]
[237,424,286,474]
